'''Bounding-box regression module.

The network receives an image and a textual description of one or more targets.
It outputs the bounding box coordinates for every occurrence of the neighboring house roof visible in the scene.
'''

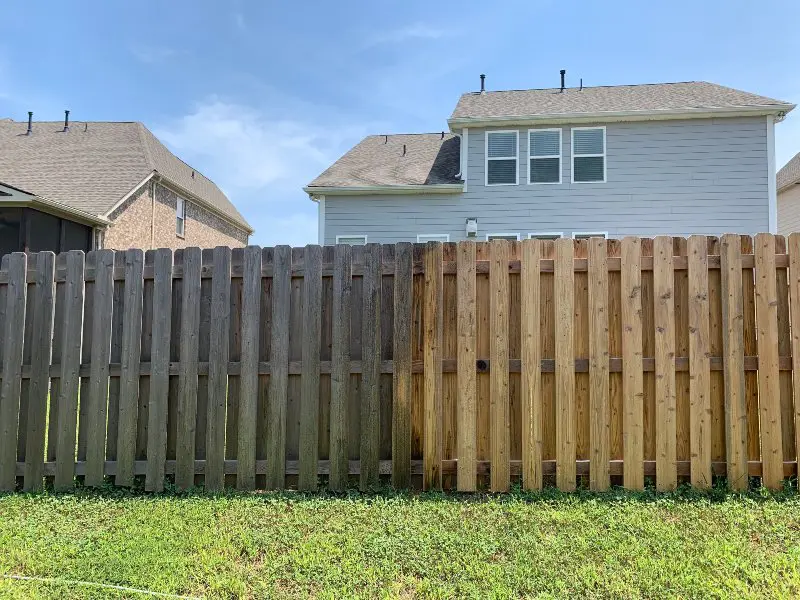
[305,133,462,193]
[0,120,252,232]
[778,153,800,193]
[449,81,794,125]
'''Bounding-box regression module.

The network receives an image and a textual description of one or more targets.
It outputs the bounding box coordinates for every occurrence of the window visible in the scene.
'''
[572,127,606,183]
[528,232,564,240]
[417,234,450,243]
[335,235,367,245]
[485,131,518,185]
[528,129,562,184]
[176,197,186,237]
[486,233,521,241]
[572,232,608,240]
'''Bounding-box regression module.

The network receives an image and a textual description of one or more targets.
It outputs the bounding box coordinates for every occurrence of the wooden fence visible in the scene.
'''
[0,235,799,494]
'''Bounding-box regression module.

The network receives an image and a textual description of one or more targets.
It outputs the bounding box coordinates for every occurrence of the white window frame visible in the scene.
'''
[416,234,450,243]
[485,130,519,186]
[176,196,186,237]
[527,128,562,185]
[486,233,521,241]
[335,234,368,245]
[571,126,607,184]
[572,231,608,240]
[527,232,564,240]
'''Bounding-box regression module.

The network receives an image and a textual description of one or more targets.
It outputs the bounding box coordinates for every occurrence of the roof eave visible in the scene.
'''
[304,183,464,197]
[158,176,255,234]
[447,104,796,130]
[0,194,112,227]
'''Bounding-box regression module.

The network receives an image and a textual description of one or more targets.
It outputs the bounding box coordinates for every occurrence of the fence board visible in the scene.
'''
[175,248,202,490]
[520,239,542,490]
[266,245,291,489]
[790,233,800,470]
[423,242,443,490]
[775,237,795,465]
[687,236,712,488]
[754,233,783,489]
[83,250,114,487]
[489,241,511,492]
[23,253,55,491]
[588,238,609,491]
[330,245,353,490]
[205,247,231,492]
[235,246,262,490]
[741,236,760,463]
[392,243,413,489]
[653,237,677,490]
[298,245,322,491]
[555,238,576,491]
[0,253,27,491]
[144,249,173,491]
[54,251,85,490]
[621,237,644,489]
[455,241,478,491]
[720,234,748,489]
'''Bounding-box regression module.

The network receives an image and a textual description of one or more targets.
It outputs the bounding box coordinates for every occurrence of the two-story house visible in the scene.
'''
[305,75,794,243]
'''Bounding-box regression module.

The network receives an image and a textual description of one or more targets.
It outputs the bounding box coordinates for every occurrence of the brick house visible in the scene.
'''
[0,114,252,257]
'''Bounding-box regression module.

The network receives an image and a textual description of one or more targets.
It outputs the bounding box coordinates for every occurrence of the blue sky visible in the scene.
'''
[2,0,800,245]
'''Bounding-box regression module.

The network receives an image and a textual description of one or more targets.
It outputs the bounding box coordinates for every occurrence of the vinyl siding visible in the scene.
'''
[778,184,800,236]
[323,116,769,244]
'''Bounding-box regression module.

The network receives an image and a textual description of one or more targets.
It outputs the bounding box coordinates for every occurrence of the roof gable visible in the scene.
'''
[778,152,800,192]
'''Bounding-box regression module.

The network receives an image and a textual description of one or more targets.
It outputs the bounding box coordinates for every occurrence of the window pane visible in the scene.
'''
[487,159,517,184]
[488,234,519,241]
[487,132,517,157]
[573,128,604,155]
[530,130,560,157]
[418,234,449,243]
[574,156,605,182]
[176,217,184,236]
[530,158,560,183]
[337,236,367,245]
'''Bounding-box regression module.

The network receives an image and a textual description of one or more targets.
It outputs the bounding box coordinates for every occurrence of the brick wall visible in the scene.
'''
[103,181,249,250]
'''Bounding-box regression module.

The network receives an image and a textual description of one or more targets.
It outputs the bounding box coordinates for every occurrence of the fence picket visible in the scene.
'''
[520,239,542,490]
[330,245,353,490]
[144,249,173,492]
[790,233,800,472]
[457,241,478,491]
[621,237,644,490]
[298,245,323,491]
[754,233,783,489]
[489,240,511,492]
[266,245,291,489]
[359,244,382,490]
[84,250,114,487]
[235,246,261,491]
[653,236,677,490]
[392,243,413,489]
[688,236,712,488]
[423,242,443,490]
[720,234,748,489]
[205,247,231,492]
[54,251,85,490]
[0,253,27,491]
[555,238,576,491]
[588,237,609,491]
[23,252,56,491]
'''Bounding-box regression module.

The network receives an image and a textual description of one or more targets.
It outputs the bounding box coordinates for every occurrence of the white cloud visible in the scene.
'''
[365,23,456,47]
[154,98,373,245]
[130,45,178,64]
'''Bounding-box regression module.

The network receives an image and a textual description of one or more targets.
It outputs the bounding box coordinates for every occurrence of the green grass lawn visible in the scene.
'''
[1,485,799,599]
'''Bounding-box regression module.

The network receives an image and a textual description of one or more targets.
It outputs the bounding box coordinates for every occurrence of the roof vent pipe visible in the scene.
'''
[579,78,583,91]
[26,111,33,135]
[560,69,566,92]
[403,144,407,156]
[480,73,485,94]
[63,109,70,132]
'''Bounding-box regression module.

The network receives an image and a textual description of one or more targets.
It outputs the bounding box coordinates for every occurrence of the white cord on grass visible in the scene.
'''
[1,574,201,599]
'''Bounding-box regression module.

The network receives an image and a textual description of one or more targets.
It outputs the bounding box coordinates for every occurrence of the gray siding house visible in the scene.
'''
[306,78,794,243]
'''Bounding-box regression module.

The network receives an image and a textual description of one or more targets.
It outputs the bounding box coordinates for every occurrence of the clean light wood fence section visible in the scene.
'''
[1,235,799,492]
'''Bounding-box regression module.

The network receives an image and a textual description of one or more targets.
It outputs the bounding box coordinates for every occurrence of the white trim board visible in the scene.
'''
[767,115,777,234]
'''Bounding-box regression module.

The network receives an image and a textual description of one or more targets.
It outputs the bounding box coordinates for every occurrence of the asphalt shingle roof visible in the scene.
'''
[450,81,793,120]
[307,133,461,188]
[0,119,252,231]
[778,153,800,192]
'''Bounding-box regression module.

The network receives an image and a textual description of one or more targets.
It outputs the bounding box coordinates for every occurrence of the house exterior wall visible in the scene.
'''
[778,184,800,236]
[104,181,249,250]
[323,116,770,243]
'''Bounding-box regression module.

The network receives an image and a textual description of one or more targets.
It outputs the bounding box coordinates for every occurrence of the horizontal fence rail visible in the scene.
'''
[0,235,799,493]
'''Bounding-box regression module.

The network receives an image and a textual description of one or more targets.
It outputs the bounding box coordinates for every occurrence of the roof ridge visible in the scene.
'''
[136,122,156,171]
[463,81,705,95]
